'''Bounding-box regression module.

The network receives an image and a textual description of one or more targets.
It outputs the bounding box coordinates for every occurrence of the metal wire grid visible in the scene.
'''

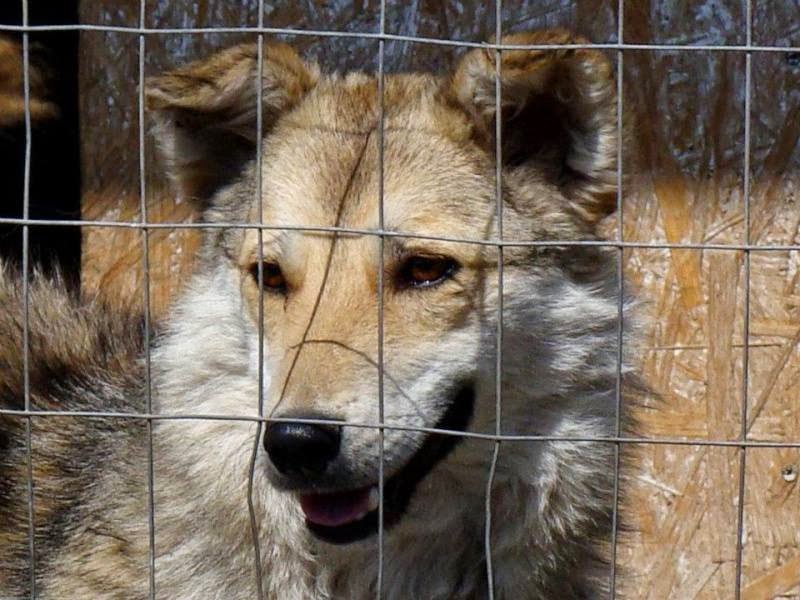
[734,1,754,595]
[245,3,267,597]
[376,1,388,590]
[483,3,504,596]
[19,2,35,597]
[134,2,157,596]
[1,21,799,53]
[609,0,625,591]
[7,0,794,598]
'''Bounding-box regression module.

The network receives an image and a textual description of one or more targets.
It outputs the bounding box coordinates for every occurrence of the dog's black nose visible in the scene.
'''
[264,419,341,477]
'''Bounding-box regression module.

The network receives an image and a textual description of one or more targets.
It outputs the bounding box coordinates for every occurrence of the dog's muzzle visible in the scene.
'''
[263,385,475,545]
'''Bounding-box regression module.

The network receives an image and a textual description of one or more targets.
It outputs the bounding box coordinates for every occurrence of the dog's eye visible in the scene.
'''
[248,262,287,293]
[397,256,459,289]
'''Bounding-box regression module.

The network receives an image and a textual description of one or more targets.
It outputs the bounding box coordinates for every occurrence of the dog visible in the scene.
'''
[0,29,640,599]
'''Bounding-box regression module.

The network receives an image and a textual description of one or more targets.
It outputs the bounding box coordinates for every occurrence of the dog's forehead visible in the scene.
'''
[255,74,497,236]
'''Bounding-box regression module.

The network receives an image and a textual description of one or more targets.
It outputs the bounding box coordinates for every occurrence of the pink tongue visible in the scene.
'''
[299,488,372,527]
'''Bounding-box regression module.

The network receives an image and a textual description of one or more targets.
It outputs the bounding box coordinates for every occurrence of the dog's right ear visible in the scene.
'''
[146,43,318,203]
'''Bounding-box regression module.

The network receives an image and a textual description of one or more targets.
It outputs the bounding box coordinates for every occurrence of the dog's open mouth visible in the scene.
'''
[299,386,475,545]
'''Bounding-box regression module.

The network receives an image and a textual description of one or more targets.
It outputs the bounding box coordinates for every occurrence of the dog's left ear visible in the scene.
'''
[450,29,617,223]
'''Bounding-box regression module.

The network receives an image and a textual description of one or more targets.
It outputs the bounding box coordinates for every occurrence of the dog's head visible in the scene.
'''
[146,30,619,545]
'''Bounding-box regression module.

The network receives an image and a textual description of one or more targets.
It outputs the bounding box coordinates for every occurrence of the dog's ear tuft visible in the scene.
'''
[146,43,318,202]
[451,29,617,223]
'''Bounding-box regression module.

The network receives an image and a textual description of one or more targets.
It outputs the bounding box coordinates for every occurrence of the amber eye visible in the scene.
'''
[397,256,459,289]
[248,262,287,293]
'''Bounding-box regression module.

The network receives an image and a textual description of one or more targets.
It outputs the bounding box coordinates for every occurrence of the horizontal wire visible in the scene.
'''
[3,408,799,447]
[0,23,797,53]
[0,217,797,251]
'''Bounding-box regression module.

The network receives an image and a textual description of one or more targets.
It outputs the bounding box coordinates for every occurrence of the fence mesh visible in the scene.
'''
[3,0,800,598]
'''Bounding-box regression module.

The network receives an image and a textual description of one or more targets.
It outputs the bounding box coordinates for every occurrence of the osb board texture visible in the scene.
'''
[77,1,800,598]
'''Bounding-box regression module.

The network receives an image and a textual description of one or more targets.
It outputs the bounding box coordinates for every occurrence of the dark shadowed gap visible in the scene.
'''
[0,0,81,289]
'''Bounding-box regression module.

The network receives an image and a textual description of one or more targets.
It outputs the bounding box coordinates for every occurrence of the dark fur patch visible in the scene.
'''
[0,266,147,595]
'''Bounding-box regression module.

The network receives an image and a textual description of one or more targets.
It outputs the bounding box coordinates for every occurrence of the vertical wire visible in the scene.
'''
[610,0,625,596]
[376,0,387,597]
[733,1,752,597]
[246,2,267,598]
[138,2,156,597]
[20,0,35,596]
[484,1,503,598]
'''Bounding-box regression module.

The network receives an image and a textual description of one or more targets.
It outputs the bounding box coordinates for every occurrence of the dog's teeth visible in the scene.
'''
[367,487,380,512]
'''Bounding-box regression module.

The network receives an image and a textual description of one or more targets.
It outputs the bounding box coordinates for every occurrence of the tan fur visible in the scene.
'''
[147,42,319,201]
[80,187,202,320]
[2,30,641,599]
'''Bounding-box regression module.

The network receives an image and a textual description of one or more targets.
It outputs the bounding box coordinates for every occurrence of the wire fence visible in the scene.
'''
[5,0,800,598]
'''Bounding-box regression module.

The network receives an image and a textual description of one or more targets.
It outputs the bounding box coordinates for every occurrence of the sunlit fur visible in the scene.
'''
[1,30,642,599]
